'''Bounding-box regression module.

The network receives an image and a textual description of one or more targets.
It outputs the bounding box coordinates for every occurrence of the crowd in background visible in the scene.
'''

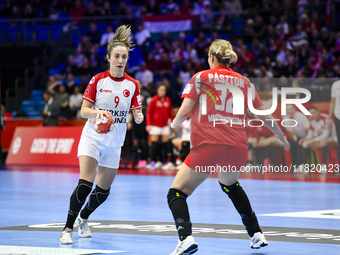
[1,0,340,170]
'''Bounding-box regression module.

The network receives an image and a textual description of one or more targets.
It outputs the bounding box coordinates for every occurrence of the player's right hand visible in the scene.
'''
[327,117,333,128]
[278,135,290,151]
[97,110,112,118]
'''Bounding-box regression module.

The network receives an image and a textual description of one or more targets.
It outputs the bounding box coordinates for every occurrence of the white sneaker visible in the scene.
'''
[155,161,163,169]
[76,214,92,238]
[250,232,268,249]
[169,236,198,255]
[59,228,73,244]
[162,162,175,170]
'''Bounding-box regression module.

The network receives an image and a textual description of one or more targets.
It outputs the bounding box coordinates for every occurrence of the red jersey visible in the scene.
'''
[146,95,173,127]
[182,66,263,149]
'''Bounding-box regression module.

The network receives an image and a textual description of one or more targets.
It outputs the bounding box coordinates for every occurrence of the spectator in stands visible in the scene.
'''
[152,42,165,61]
[328,74,340,164]
[55,84,69,117]
[62,55,79,79]
[234,44,255,71]
[145,0,160,15]
[67,86,82,119]
[100,25,114,48]
[99,1,113,16]
[276,15,289,35]
[23,3,35,19]
[86,22,101,45]
[163,0,179,14]
[284,56,299,78]
[47,75,62,94]
[146,84,174,170]
[309,40,327,73]
[291,23,308,42]
[77,57,93,79]
[156,52,174,80]
[145,51,158,73]
[116,0,128,15]
[299,106,338,168]
[253,15,266,40]
[200,4,214,33]
[84,1,100,17]
[9,5,22,20]
[65,73,76,94]
[183,43,197,62]
[88,46,100,70]
[134,80,151,169]
[0,0,13,16]
[179,0,193,14]
[223,0,242,18]
[134,24,151,47]
[73,44,85,67]
[252,38,266,65]
[1,104,12,118]
[192,0,206,15]
[159,31,173,53]
[42,90,60,126]
[179,62,193,91]
[69,0,85,26]
[284,104,310,168]
[135,61,154,88]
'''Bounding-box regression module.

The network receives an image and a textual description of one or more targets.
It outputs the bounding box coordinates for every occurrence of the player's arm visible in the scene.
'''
[171,97,193,128]
[255,105,290,151]
[80,100,112,118]
[328,97,335,127]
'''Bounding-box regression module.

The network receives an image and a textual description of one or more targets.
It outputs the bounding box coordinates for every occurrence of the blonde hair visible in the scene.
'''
[209,39,238,66]
[107,25,134,57]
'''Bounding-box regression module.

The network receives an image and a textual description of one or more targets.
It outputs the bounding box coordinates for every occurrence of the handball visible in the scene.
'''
[93,114,114,134]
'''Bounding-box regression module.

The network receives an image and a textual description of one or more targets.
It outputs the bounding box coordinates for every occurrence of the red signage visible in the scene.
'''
[6,126,83,166]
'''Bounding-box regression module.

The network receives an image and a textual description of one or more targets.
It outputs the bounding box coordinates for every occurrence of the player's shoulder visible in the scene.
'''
[331,79,340,87]
[124,73,139,86]
[93,70,110,81]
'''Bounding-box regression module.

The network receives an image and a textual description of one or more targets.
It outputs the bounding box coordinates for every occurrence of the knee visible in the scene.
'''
[219,181,242,198]
[91,185,110,204]
[167,188,188,208]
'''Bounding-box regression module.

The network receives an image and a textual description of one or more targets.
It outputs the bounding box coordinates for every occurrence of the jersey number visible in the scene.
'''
[114,96,119,108]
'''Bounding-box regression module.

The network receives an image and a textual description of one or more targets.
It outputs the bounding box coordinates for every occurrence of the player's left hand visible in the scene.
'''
[133,108,144,124]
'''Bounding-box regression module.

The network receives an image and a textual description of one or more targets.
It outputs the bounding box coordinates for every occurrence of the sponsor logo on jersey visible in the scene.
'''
[90,77,95,84]
[85,86,91,94]
[123,89,130,97]
[99,89,112,93]
[99,108,128,124]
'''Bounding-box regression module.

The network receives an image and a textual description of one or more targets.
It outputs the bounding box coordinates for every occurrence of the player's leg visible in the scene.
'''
[60,155,97,244]
[148,127,161,169]
[168,163,209,255]
[218,147,268,249]
[161,130,174,169]
[77,147,119,238]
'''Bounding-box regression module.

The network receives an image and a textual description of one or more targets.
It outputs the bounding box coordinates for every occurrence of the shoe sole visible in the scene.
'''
[251,241,268,249]
[182,243,198,254]
[59,240,73,244]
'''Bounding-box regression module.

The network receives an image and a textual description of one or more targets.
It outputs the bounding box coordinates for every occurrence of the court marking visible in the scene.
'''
[260,209,340,219]
[0,245,124,254]
[1,221,339,245]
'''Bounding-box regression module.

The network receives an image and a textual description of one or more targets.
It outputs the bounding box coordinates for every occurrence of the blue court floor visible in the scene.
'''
[0,169,339,255]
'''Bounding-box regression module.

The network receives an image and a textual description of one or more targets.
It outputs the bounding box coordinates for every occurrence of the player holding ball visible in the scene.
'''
[60,25,143,244]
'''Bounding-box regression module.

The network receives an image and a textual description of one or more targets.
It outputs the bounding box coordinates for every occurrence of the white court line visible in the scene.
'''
[0,245,125,254]
[260,209,340,219]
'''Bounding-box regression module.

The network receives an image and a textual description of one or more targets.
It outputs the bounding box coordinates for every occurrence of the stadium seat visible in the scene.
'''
[97,48,106,60]
[36,25,49,41]
[74,77,82,85]
[57,62,67,72]
[232,18,245,36]
[79,25,89,36]
[22,24,35,42]
[50,24,62,41]
[48,69,60,76]
[185,35,195,43]
[6,24,19,42]
[30,89,44,101]
[96,22,108,34]
[21,100,35,116]
[36,100,45,112]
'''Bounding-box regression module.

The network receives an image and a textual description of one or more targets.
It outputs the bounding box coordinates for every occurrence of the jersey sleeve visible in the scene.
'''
[131,81,142,110]
[181,72,201,102]
[83,75,98,103]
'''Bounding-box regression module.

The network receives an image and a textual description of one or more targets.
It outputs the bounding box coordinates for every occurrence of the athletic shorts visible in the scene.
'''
[78,135,121,169]
[149,125,170,136]
[184,144,248,174]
